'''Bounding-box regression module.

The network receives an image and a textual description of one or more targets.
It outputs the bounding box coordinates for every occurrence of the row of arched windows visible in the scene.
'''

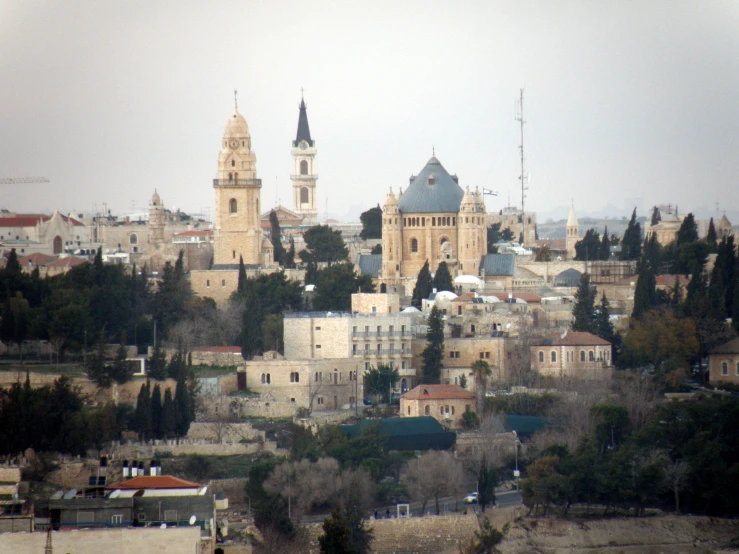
[538,350,609,363]
[260,373,271,384]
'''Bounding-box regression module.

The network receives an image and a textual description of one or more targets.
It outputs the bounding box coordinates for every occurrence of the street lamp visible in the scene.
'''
[512,430,520,491]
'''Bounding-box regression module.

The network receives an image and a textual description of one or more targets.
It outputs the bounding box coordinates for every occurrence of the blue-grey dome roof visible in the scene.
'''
[397,157,464,214]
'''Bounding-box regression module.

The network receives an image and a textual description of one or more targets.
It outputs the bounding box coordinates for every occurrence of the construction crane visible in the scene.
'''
[0,177,49,184]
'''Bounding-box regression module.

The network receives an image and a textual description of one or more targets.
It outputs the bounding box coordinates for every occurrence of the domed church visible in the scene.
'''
[379,156,487,285]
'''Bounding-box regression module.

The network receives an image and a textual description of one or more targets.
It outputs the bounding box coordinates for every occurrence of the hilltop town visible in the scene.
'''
[0,90,737,554]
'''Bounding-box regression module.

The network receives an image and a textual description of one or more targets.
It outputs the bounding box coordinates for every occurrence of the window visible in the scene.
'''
[137,513,146,522]
[290,372,300,383]
[111,514,123,524]
[129,233,138,245]
[538,351,544,363]
[315,326,321,331]
[53,235,62,254]
[353,345,358,354]
[317,397,324,405]
[300,160,309,175]
[206,280,210,287]
[551,351,557,363]
[407,406,411,415]
[736,362,739,376]
[424,405,430,415]
[580,351,585,362]
[300,187,309,203]
[440,406,444,415]
[484,352,490,359]
[316,345,321,350]
[722,362,729,376]
[164,510,178,521]
[451,406,455,415]
[589,351,595,361]
[222,279,226,287]
[261,373,266,384]
[232,159,235,167]
[411,238,418,253]
[291,398,296,403]
[232,250,236,259]
[229,198,237,213]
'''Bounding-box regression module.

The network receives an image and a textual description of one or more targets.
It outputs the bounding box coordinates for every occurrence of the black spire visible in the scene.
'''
[293,94,313,147]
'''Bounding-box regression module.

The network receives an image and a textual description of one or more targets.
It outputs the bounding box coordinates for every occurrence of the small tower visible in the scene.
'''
[566,202,579,260]
[213,95,263,266]
[291,93,318,225]
[381,189,402,281]
[149,190,165,246]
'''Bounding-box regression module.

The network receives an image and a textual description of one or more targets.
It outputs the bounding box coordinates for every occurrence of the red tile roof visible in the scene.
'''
[0,214,83,227]
[451,293,476,303]
[19,253,56,266]
[401,384,475,401]
[106,475,201,490]
[656,274,691,287]
[510,292,542,303]
[534,331,611,347]
[46,256,87,268]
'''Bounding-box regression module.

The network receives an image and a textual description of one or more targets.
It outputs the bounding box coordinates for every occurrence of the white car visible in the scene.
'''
[463,492,478,504]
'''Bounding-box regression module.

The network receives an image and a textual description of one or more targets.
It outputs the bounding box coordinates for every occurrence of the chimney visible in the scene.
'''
[138,461,145,477]
[122,461,130,479]
[432,288,437,294]
[150,459,157,476]
[131,461,137,477]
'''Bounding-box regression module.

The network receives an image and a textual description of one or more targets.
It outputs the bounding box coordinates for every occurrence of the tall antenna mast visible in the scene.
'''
[516,88,527,245]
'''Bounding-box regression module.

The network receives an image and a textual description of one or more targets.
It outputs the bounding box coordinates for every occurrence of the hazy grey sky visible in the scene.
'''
[2,1,738,223]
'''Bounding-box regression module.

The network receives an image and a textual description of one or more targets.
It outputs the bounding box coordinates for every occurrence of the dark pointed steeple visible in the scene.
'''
[293,91,313,147]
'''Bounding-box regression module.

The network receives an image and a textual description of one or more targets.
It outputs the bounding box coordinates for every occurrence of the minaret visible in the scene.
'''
[213,93,263,266]
[291,92,318,225]
[566,202,579,260]
[148,190,165,246]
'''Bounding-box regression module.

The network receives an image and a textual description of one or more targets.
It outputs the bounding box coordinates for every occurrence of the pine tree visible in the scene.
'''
[411,260,433,307]
[151,383,162,439]
[110,339,133,384]
[5,249,20,275]
[162,388,176,439]
[599,226,611,260]
[620,208,642,260]
[632,255,657,320]
[135,381,152,441]
[174,374,193,437]
[706,217,718,253]
[86,330,112,388]
[677,213,699,246]
[594,293,617,345]
[147,341,168,381]
[650,206,661,226]
[421,306,444,384]
[571,273,596,332]
[644,232,661,271]
[433,261,454,293]
[574,229,601,261]
[318,507,353,554]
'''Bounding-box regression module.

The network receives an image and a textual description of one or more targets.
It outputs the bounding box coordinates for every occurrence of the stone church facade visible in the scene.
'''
[379,156,487,286]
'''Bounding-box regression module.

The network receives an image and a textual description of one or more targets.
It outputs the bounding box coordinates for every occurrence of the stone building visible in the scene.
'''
[283,311,419,392]
[399,384,475,429]
[487,205,537,246]
[380,156,487,286]
[709,337,739,385]
[530,330,612,380]
[291,95,318,225]
[0,210,100,258]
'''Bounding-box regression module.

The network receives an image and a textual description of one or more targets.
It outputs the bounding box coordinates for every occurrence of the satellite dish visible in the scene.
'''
[109,490,121,499]
[50,490,64,500]
[63,489,77,499]
[189,515,196,526]
[160,523,167,529]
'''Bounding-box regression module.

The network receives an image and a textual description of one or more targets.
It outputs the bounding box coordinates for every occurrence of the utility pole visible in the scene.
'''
[515,89,527,246]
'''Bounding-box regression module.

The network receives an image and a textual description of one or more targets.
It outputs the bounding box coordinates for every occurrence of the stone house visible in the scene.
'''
[530,331,612,380]
[400,384,475,429]
[709,337,739,385]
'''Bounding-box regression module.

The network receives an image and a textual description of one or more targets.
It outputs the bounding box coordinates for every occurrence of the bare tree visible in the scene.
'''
[203,299,243,346]
[167,319,199,356]
[664,460,690,514]
[613,372,658,431]
[404,451,463,515]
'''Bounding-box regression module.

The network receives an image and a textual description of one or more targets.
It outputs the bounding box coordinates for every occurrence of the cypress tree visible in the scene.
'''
[162,388,176,439]
[677,213,699,246]
[5,249,20,275]
[599,226,611,260]
[285,238,297,269]
[594,293,617,345]
[147,341,167,381]
[433,261,454,293]
[151,384,162,439]
[412,260,433,307]
[571,273,595,332]
[650,206,661,226]
[706,217,718,252]
[421,306,444,384]
[174,375,192,437]
[237,255,247,293]
[632,255,657,320]
[620,208,642,260]
[269,210,287,266]
[135,381,152,441]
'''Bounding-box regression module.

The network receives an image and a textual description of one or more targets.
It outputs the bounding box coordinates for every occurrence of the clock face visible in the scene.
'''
[229,139,239,150]
[299,141,307,150]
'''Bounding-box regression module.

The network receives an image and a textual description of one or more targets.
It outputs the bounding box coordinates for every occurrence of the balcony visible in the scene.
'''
[213,178,262,187]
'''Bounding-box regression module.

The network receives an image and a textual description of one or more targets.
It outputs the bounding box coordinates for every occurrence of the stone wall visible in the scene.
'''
[351,292,400,314]
[0,527,203,554]
[108,438,281,460]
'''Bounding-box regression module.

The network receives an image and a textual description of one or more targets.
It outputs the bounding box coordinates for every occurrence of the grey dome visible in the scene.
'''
[397,157,464,213]
[554,268,582,287]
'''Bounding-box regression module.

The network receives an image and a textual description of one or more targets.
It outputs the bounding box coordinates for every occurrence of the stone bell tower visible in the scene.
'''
[291,92,318,225]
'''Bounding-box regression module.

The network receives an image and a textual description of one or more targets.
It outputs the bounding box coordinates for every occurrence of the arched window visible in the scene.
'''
[234,172,238,181]
[538,351,544,363]
[580,351,585,362]
[410,238,418,253]
[229,199,237,213]
[300,160,308,175]
[266,374,271,384]
[589,351,595,361]
[261,374,266,384]
[231,159,235,167]
[228,173,233,182]
[53,236,62,254]
[300,187,309,203]
[380,283,387,293]
[129,233,138,246]
[424,405,430,415]
[551,351,557,363]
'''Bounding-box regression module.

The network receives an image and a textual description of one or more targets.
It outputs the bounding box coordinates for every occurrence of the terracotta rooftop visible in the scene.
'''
[0,214,83,227]
[510,292,542,303]
[655,274,691,287]
[534,331,611,347]
[106,475,201,490]
[18,253,56,266]
[46,256,87,268]
[173,230,213,237]
[711,337,739,355]
[401,384,475,401]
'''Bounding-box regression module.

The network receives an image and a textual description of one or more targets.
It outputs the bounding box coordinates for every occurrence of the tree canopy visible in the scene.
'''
[299,225,349,266]
[433,261,454,293]
[359,205,382,240]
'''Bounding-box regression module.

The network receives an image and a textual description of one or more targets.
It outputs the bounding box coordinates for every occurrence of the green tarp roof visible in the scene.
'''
[340,416,456,451]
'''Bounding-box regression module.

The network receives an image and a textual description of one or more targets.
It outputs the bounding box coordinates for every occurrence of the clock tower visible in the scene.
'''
[213,97,265,266]
[291,93,318,225]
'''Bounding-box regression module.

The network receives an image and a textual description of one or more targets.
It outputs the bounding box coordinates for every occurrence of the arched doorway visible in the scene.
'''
[380,283,387,293]
[53,236,62,254]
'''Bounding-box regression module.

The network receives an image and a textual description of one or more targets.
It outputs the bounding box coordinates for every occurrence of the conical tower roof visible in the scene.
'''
[567,203,578,227]
[293,97,313,147]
